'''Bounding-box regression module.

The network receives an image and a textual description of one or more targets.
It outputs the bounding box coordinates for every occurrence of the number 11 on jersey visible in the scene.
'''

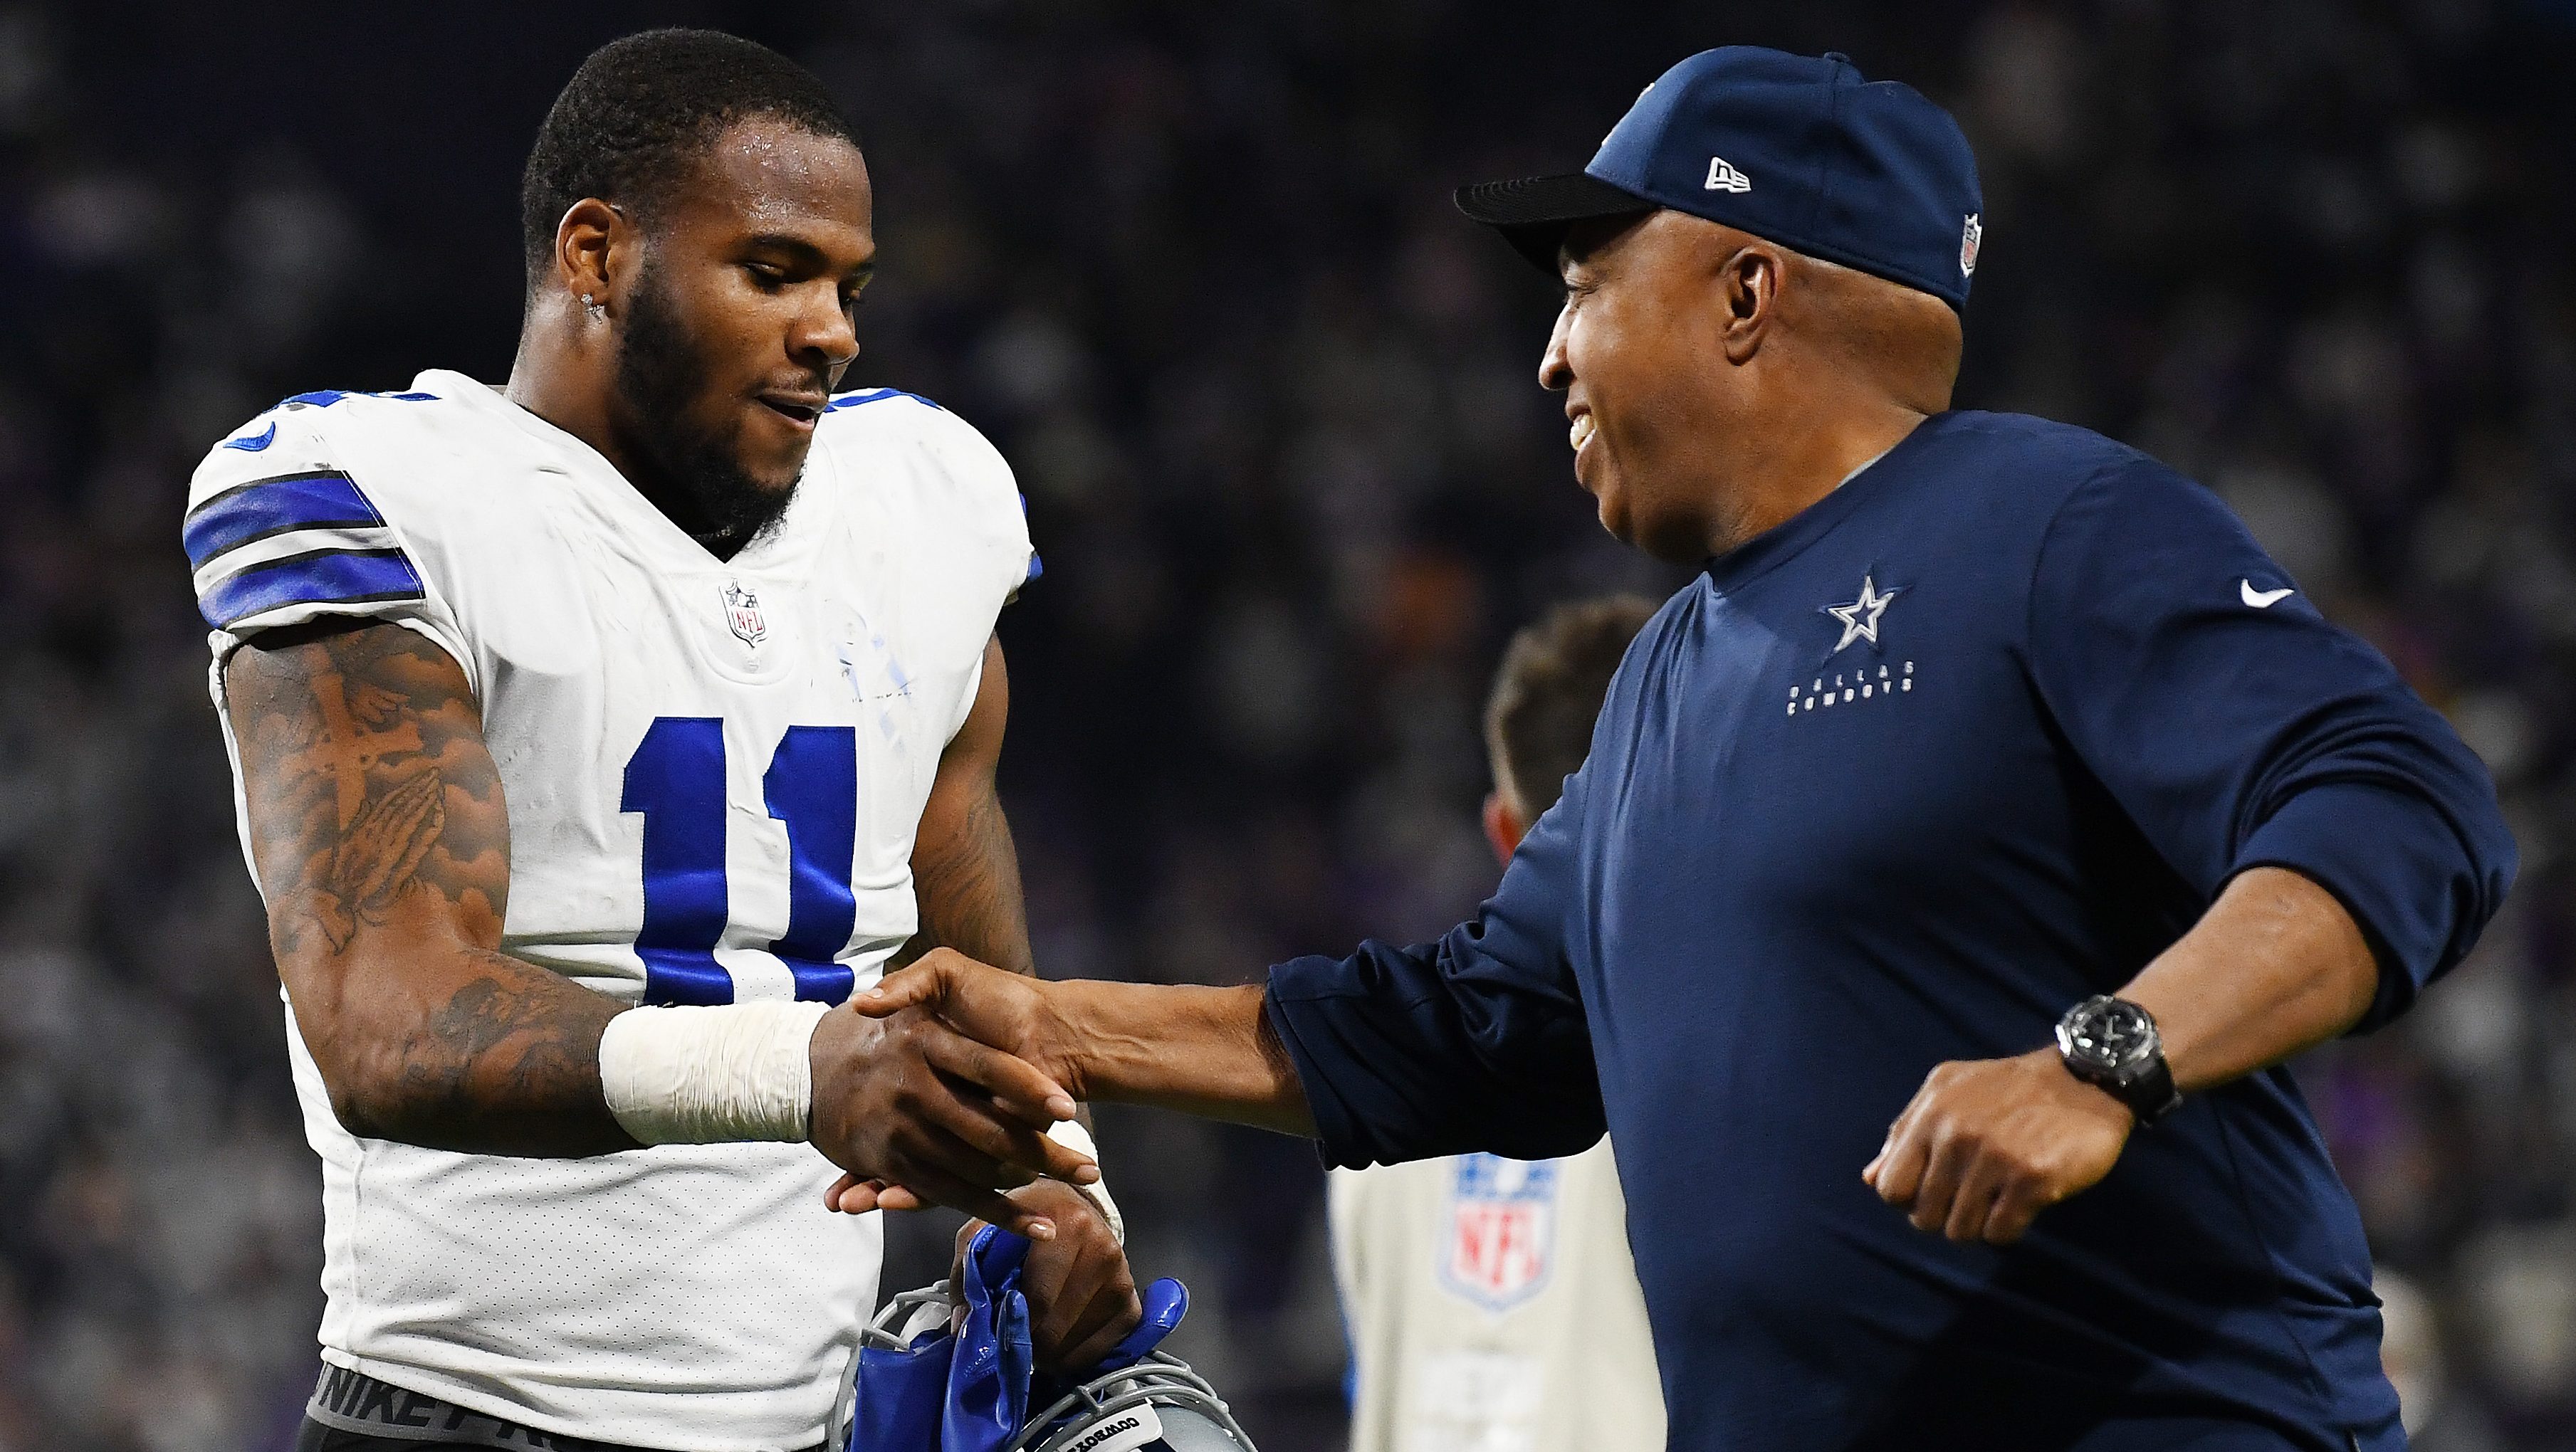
[622,717,861,1006]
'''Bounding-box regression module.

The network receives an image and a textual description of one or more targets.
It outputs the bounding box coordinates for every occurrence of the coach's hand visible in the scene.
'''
[854,948,1083,1092]
[807,1001,1096,1241]
[1863,1047,2132,1245]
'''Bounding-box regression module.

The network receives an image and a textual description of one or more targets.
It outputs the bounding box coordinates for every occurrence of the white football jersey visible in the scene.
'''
[186,371,1034,1451]
[1329,1143,1664,1452]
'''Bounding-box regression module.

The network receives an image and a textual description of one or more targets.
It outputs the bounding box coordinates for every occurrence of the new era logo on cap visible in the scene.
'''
[1454,48,1985,311]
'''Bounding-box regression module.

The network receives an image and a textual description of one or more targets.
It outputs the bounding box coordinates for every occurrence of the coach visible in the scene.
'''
[859,48,2514,1451]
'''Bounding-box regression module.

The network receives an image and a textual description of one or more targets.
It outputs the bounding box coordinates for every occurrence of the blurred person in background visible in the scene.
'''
[2375,1265,2504,1452]
[1329,596,1662,1452]
[183,30,1132,1452]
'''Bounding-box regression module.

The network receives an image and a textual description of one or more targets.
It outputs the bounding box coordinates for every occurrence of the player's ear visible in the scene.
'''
[553,198,622,315]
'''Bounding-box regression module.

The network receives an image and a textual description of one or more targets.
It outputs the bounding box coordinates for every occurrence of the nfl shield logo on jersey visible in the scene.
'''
[721,580,766,648]
[1959,213,1983,278]
[1439,1154,1560,1312]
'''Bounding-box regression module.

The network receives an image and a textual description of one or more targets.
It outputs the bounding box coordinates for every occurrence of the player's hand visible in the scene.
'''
[951,1180,1143,1374]
[854,948,1084,1095]
[806,1001,1097,1241]
[1862,1046,2132,1245]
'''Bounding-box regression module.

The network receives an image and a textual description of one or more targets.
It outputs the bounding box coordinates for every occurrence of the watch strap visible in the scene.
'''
[2121,1053,2182,1127]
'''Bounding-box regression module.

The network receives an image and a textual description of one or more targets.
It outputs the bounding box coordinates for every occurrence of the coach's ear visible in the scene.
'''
[1482,791,1529,866]
[1714,236,1788,367]
[551,197,624,315]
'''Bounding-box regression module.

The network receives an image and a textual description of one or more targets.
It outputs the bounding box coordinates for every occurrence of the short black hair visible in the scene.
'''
[1485,596,1658,818]
[520,28,858,287]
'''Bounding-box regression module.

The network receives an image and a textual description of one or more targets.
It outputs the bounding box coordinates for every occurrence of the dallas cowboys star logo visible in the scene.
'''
[1823,574,1903,653]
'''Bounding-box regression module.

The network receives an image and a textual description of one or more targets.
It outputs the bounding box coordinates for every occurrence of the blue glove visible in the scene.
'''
[852,1230,1194,1452]
[850,1227,1033,1452]
[943,1226,1035,1451]
[1093,1278,1188,1372]
[852,1293,954,1452]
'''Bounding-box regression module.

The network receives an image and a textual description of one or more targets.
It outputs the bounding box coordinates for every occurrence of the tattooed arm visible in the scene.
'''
[897,634,1037,977]
[224,617,631,1157]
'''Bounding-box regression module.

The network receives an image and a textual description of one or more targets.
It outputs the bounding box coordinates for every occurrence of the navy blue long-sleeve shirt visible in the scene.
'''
[1265,411,2514,1452]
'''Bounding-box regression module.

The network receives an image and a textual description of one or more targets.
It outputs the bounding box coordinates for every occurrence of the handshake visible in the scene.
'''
[800,947,1306,1367]
[807,947,1308,1232]
[809,949,1091,1231]
[804,948,1141,1371]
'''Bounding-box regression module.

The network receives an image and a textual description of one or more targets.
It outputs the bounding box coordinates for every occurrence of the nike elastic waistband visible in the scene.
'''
[305,1364,827,1452]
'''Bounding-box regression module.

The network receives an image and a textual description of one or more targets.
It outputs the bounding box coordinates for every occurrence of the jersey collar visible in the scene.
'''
[414,369,830,577]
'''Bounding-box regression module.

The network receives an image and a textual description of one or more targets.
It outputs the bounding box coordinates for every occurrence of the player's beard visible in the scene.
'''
[612,258,799,554]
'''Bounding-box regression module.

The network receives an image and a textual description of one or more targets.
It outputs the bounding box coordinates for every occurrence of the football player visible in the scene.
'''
[1327,598,1663,1452]
[186,31,1136,1452]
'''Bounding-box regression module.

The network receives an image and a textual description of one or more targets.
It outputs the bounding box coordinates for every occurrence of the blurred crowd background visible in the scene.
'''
[4,1,2575,1448]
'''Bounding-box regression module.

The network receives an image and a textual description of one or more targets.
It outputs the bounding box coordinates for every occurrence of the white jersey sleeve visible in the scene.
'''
[184,394,476,678]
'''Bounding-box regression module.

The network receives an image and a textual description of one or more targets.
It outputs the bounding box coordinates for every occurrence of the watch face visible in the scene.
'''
[2065,999,2158,1073]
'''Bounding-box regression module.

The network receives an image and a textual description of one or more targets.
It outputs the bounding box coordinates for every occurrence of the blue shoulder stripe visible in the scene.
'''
[824,387,943,413]
[197,547,425,631]
[184,471,386,570]
[280,389,440,409]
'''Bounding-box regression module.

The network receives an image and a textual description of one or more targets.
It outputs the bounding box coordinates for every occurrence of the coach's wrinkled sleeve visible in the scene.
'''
[2027,456,2516,1029]
[1265,768,1604,1168]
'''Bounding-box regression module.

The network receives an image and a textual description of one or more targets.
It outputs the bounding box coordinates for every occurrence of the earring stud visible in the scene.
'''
[581,293,606,322]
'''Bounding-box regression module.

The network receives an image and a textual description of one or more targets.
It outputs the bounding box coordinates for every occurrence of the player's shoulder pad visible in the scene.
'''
[816,386,1020,502]
[182,388,453,636]
[812,385,987,463]
[186,384,469,491]
[813,385,1036,589]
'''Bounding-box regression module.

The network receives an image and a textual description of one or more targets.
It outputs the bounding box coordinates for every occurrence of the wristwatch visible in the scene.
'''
[2055,995,2182,1126]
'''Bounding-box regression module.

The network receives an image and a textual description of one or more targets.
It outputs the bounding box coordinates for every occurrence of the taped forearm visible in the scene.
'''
[597,1001,833,1144]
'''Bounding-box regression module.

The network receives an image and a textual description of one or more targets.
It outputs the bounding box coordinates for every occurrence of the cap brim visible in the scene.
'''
[1454,172,1653,275]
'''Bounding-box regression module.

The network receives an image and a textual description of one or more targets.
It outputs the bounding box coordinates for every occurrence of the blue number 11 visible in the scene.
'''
[622,717,859,1005]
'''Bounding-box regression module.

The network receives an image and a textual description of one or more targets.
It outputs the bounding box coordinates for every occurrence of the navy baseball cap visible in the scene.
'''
[1456,48,1985,310]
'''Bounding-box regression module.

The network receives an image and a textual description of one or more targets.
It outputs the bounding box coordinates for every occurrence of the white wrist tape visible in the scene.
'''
[1047,1117,1124,1245]
[598,1001,832,1145]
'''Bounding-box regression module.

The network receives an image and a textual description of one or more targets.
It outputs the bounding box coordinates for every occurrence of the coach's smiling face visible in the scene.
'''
[1539,208,1961,567]
[1541,210,1737,564]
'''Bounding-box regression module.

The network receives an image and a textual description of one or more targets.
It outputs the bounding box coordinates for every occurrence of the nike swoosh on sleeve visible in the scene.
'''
[220,421,278,452]
[2241,580,2295,609]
